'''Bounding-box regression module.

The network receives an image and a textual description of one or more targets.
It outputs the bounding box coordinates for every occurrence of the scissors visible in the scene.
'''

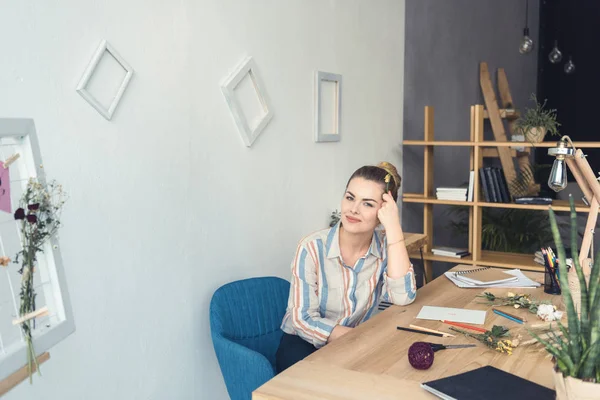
[423,342,476,352]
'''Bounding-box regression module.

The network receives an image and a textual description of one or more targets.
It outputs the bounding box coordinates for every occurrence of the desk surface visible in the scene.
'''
[254,266,560,399]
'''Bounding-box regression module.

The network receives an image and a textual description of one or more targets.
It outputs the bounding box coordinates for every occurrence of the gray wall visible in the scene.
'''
[402,0,540,277]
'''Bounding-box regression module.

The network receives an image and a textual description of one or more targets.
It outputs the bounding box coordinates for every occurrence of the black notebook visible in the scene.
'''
[421,366,555,400]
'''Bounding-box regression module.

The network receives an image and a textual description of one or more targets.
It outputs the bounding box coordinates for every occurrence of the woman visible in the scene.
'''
[276,162,417,373]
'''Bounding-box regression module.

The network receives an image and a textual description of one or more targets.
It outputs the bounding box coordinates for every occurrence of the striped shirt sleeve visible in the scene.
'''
[382,264,417,306]
[288,242,337,348]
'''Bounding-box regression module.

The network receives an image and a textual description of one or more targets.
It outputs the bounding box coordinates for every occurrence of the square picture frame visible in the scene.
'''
[76,40,134,121]
[314,71,342,143]
[221,56,274,147]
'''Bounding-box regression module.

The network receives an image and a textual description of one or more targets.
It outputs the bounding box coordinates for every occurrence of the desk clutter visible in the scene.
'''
[393,296,566,398]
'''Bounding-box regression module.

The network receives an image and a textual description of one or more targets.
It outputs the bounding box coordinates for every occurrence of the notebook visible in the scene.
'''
[445,268,541,289]
[453,267,518,285]
[421,365,555,400]
[416,306,486,325]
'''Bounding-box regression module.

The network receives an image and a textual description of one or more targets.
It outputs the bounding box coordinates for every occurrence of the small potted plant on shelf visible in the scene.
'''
[531,196,600,399]
[515,94,561,143]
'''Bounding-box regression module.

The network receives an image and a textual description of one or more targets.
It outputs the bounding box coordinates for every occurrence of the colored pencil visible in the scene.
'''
[441,320,487,333]
[409,324,455,337]
[493,309,524,324]
[396,326,444,337]
[492,308,526,322]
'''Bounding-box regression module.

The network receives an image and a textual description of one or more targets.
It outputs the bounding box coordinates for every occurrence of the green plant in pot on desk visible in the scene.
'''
[530,197,600,399]
[515,94,561,143]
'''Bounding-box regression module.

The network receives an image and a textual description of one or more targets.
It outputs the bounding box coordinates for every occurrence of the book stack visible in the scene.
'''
[436,187,468,201]
[432,246,470,258]
[479,167,511,203]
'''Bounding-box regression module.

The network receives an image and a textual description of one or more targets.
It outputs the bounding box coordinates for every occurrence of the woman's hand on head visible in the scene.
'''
[377,192,402,236]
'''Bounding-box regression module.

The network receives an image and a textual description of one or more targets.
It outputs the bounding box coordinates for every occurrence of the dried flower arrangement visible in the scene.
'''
[449,325,517,355]
[13,178,67,382]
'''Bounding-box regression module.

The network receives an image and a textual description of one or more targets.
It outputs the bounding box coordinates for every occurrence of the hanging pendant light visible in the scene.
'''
[519,0,534,54]
[549,40,563,64]
[564,56,576,74]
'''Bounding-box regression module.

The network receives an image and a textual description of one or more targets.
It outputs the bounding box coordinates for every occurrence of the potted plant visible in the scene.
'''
[515,94,561,143]
[531,197,600,399]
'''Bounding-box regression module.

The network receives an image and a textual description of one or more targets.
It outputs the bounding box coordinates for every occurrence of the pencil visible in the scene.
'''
[396,326,444,337]
[491,308,526,322]
[409,324,456,337]
[493,309,524,324]
[441,320,487,333]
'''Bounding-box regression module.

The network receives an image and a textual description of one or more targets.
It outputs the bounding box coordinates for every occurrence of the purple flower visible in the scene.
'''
[27,203,40,211]
[14,208,25,220]
[26,214,37,224]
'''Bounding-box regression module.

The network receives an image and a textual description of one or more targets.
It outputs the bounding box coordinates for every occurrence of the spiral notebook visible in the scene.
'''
[452,266,518,285]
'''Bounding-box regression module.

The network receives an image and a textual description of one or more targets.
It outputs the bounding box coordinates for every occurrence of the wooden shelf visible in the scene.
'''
[403,140,600,149]
[402,194,472,206]
[480,141,600,148]
[410,251,475,265]
[402,195,591,212]
[481,199,590,212]
[403,140,476,146]
[478,251,544,272]
[410,250,544,272]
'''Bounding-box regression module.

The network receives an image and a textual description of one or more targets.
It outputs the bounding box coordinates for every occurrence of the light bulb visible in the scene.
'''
[564,57,576,74]
[548,158,568,192]
[549,41,563,64]
[519,28,534,54]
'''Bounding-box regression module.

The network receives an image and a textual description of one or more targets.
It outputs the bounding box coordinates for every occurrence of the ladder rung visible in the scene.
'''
[483,109,520,120]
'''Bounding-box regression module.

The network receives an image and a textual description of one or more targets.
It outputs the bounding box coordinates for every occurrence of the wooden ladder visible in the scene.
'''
[479,62,539,196]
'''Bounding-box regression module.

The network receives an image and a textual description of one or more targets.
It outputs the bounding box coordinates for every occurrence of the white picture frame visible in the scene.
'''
[314,71,342,143]
[76,40,134,121]
[221,56,273,147]
[0,118,75,383]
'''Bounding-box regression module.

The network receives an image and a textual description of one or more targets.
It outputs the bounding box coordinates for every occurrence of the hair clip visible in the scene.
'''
[384,174,391,192]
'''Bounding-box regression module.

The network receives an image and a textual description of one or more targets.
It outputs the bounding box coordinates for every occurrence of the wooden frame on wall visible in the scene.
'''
[221,56,274,147]
[76,40,134,121]
[314,71,342,143]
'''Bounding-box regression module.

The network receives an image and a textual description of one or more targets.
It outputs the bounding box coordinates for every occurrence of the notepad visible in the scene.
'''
[454,268,518,285]
[416,306,486,325]
[421,365,555,400]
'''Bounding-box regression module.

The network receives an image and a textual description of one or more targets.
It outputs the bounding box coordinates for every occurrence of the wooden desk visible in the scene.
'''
[254,266,560,399]
[403,232,427,254]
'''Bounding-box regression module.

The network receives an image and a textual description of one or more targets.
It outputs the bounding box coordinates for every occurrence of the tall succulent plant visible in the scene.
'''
[532,196,600,381]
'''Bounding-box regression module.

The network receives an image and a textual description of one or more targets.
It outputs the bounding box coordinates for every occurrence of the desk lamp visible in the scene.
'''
[548,136,600,270]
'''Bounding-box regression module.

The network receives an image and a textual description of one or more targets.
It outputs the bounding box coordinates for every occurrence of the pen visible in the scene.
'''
[492,308,526,322]
[441,320,487,333]
[493,309,524,324]
[396,326,444,337]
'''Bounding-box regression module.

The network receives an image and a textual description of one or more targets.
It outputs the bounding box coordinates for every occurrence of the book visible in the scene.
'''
[467,170,475,202]
[479,168,491,202]
[421,365,555,400]
[494,167,512,203]
[431,246,469,256]
[484,167,500,202]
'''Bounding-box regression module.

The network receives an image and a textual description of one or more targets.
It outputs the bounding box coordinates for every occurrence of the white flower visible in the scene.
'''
[537,304,563,322]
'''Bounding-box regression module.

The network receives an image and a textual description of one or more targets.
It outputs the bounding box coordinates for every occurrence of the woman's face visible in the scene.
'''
[341,177,385,234]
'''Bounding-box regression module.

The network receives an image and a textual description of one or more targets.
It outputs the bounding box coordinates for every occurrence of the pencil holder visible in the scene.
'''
[544,269,561,295]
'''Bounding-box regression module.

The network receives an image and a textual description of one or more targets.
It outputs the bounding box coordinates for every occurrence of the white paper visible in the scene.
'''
[416,306,487,325]
[445,269,541,289]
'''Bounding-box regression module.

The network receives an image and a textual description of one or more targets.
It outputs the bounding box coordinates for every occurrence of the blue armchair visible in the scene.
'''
[210,277,290,400]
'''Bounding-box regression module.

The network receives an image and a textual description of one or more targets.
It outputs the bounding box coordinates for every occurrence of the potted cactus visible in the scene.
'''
[532,196,600,399]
